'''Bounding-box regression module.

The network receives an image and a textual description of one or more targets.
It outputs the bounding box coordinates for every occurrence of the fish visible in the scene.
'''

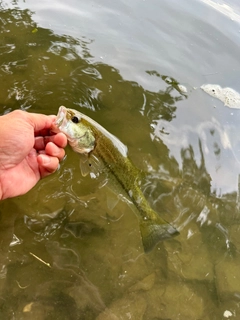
[52,106,179,252]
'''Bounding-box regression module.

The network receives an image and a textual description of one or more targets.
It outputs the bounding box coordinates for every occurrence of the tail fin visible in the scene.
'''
[140,218,179,253]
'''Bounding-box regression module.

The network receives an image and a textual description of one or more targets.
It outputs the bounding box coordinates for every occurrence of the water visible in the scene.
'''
[1,0,240,318]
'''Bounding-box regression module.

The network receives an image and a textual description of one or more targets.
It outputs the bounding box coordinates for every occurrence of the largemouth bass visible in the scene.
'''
[53,106,179,252]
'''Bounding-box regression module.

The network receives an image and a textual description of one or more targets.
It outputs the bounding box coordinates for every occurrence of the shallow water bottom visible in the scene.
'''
[0,170,240,320]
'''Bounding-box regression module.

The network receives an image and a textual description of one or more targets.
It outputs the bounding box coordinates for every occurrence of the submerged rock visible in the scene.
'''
[229,224,240,252]
[96,293,146,320]
[145,282,204,319]
[215,257,240,300]
[128,273,155,292]
[21,301,55,320]
[165,225,214,281]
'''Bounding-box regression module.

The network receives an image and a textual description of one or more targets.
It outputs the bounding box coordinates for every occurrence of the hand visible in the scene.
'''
[0,110,67,200]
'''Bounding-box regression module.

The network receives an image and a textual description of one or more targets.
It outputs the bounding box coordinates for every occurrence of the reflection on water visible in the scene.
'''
[1,1,240,319]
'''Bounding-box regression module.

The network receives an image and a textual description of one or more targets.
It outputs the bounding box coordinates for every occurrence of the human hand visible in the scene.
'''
[0,110,67,200]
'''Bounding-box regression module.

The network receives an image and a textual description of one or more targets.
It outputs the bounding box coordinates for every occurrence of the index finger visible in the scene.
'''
[45,132,68,148]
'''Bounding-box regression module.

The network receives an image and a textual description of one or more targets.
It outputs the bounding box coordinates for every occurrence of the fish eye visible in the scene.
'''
[71,116,79,123]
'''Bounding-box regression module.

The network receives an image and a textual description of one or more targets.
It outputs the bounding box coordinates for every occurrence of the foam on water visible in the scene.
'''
[201,84,240,109]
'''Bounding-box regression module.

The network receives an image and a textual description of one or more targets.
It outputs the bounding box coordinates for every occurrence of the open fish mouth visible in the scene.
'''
[55,106,67,127]
[52,106,68,133]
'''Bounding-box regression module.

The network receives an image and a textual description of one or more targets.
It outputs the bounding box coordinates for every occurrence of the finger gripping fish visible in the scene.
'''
[53,106,179,252]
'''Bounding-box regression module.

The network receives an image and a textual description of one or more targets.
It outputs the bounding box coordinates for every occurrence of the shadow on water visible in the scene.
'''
[1,2,240,319]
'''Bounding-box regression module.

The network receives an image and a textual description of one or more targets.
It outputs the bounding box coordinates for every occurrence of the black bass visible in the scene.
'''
[53,106,179,252]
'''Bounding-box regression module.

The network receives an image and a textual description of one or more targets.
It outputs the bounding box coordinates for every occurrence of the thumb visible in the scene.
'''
[26,113,55,133]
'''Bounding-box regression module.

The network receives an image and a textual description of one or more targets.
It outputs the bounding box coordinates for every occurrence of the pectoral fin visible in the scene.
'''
[140,218,179,253]
[79,153,91,177]
[79,153,104,177]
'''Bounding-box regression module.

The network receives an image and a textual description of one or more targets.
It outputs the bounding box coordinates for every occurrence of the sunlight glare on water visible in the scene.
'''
[1,0,240,319]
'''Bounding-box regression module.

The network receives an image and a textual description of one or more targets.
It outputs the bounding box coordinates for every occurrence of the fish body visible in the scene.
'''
[53,106,179,252]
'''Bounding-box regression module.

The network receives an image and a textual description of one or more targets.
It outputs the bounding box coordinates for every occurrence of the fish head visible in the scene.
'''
[53,106,95,154]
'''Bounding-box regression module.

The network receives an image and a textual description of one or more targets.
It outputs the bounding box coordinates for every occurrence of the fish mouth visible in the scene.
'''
[55,106,67,126]
[52,106,67,133]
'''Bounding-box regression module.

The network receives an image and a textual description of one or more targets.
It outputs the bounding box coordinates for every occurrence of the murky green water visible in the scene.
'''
[1,0,240,319]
